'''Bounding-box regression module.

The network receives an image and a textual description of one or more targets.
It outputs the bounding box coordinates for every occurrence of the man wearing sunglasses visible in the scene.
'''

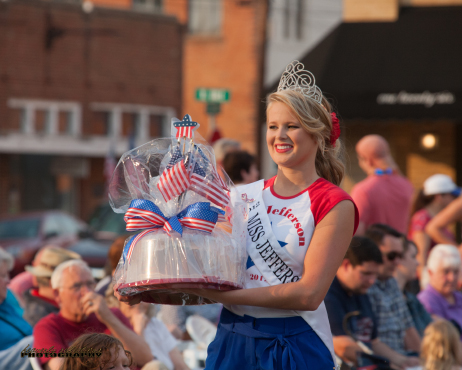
[366,224,421,357]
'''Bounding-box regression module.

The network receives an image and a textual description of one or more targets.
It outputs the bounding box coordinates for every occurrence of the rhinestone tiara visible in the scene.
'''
[277,60,323,105]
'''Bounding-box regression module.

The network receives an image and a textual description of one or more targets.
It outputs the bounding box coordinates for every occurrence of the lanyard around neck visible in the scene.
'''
[374,168,393,176]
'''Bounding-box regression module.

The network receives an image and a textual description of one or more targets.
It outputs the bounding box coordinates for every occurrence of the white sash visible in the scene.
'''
[239,179,337,367]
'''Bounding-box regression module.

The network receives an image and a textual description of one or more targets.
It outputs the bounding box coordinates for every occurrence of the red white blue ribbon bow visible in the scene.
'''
[123,199,224,263]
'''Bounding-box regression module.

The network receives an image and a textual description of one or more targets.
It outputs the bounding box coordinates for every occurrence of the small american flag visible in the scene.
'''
[195,146,229,192]
[166,146,184,169]
[157,160,190,202]
[157,145,190,202]
[190,162,230,208]
[215,172,230,192]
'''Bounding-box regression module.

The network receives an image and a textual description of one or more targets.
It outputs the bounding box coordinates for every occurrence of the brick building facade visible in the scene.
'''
[80,0,268,153]
[163,0,268,153]
[0,0,182,219]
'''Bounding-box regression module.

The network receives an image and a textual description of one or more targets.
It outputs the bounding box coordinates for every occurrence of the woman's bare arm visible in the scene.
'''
[184,200,355,311]
[425,197,462,246]
[411,231,431,266]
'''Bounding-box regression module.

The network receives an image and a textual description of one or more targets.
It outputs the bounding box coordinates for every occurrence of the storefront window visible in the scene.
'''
[283,0,304,40]
[9,98,81,136]
[133,0,162,13]
[188,0,222,35]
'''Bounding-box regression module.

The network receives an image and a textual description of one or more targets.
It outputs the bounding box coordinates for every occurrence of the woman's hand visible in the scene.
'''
[180,288,222,303]
[113,288,142,306]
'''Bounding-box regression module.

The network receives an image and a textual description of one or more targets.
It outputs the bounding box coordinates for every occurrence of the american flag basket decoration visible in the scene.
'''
[108,115,247,305]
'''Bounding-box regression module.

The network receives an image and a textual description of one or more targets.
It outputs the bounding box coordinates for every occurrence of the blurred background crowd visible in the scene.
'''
[1,0,462,369]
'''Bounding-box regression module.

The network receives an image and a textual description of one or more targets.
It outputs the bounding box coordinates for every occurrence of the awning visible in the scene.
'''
[268,6,462,120]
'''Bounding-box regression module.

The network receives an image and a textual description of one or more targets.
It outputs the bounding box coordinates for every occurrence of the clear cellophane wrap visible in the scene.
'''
[109,131,247,305]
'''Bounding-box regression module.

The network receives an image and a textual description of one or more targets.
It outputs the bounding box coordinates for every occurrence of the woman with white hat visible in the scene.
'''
[408,174,460,268]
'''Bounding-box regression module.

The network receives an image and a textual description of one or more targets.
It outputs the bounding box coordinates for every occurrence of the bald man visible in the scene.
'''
[351,135,413,235]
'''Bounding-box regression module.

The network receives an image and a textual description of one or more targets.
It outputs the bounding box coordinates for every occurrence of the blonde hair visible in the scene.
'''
[421,320,461,370]
[266,89,345,186]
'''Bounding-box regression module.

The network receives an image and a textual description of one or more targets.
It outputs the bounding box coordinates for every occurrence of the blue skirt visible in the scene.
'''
[205,308,335,370]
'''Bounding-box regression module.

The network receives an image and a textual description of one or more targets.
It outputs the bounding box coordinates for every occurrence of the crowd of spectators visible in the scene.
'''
[0,239,199,370]
[330,134,462,369]
[2,133,462,370]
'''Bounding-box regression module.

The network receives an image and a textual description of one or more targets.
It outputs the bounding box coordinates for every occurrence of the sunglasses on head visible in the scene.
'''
[386,251,403,261]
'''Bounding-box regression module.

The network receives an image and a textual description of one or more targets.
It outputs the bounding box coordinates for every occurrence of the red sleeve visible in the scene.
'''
[409,210,430,234]
[110,308,133,330]
[33,315,66,365]
[310,179,359,235]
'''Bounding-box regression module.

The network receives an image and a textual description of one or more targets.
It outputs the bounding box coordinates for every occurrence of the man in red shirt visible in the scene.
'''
[351,135,413,235]
[33,259,152,370]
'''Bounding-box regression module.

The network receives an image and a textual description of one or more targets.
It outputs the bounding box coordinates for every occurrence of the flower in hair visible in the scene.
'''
[330,112,340,147]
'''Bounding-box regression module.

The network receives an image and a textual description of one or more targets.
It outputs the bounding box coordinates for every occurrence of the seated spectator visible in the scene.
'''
[5,287,25,316]
[222,151,259,185]
[366,224,421,354]
[394,239,432,337]
[120,302,190,370]
[23,247,81,326]
[325,236,420,368]
[420,320,462,370]
[34,259,153,370]
[9,245,54,307]
[418,244,462,336]
[157,304,222,341]
[58,333,133,370]
[0,247,33,370]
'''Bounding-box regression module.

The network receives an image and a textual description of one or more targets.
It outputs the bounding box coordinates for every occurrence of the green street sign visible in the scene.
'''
[195,88,230,103]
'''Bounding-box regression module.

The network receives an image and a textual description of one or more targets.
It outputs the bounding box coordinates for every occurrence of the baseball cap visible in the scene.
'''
[423,174,461,197]
[25,247,81,278]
